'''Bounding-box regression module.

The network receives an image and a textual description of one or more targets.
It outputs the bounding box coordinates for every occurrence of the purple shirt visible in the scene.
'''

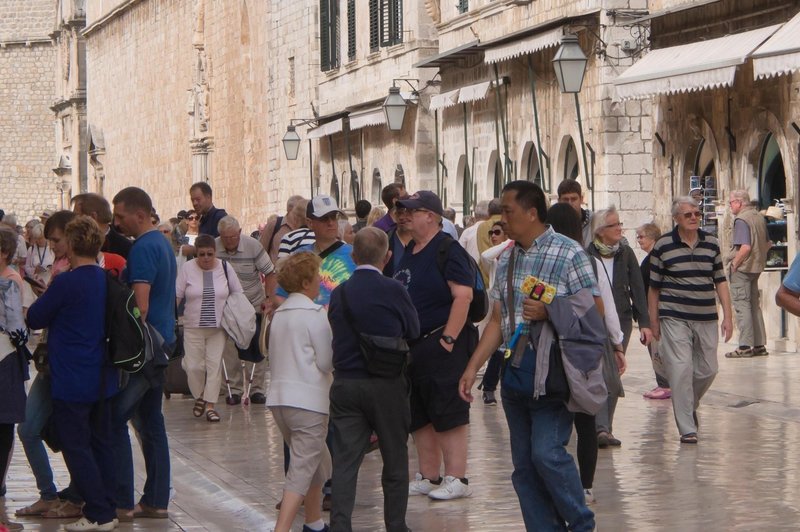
[373,213,396,233]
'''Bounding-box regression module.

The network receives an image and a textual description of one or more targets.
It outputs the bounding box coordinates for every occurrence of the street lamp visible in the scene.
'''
[552,34,588,93]
[553,33,593,208]
[282,125,302,160]
[383,86,407,131]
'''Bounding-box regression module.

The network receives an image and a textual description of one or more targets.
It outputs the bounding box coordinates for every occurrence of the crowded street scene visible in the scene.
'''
[1,0,800,531]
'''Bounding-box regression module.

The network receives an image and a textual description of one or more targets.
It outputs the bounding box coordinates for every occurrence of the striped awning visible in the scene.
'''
[458,81,492,104]
[430,89,461,111]
[752,11,800,80]
[307,119,344,139]
[348,108,386,130]
[484,26,564,64]
[613,25,780,100]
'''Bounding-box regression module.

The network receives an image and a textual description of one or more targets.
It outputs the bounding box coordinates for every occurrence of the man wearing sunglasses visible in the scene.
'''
[647,196,733,444]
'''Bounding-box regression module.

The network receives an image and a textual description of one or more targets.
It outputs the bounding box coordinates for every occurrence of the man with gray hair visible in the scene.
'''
[648,196,733,444]
[216,215,277,404]
[327,227,419,531]
[260,195,306,263]
[724,189,769,358]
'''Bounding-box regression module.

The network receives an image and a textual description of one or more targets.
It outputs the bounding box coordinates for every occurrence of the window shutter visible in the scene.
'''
[457,0,469,14]
[380,0,389,47]
[369,0,379,52]
[393,0,403,45]
[347,0,356,61]
[320,0,331,71]
[331,0,340,68]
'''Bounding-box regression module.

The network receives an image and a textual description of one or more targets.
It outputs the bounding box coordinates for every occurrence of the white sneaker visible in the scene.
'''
[61,516,118,531]
[408,473,436,495]
[584,488,596,505]
[427,475,472,500]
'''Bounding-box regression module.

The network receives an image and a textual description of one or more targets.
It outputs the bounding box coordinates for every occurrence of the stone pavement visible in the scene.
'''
[3,337,800,531]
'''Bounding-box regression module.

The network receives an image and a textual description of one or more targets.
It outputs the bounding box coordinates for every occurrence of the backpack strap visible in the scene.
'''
[319,240,345,260]
[435,235,457,280]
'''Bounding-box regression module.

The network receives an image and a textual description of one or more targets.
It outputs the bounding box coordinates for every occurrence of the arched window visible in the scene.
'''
[521,141,543,190]
[563,138,579,181]
[394,164,405,186]
[758,133,786,210]
[330,175,341,205]
[488,150,502,198]
[686,137,718,236]
[371,168,382,205]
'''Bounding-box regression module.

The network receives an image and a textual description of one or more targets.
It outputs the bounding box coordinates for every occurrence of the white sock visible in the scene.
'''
[304,518,325,531]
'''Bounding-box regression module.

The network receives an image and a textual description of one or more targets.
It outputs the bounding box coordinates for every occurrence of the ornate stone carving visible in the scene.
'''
[425,0,441,24]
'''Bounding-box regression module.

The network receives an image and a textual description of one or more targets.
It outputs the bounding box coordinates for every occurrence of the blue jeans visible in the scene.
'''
[53,399,116,524]
[17,373,57,501]
[112,372,170,510]
[501,389,594,532]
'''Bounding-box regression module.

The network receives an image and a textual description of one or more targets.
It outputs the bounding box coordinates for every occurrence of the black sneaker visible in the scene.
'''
[250,392,267,404]
[482,390,497,405]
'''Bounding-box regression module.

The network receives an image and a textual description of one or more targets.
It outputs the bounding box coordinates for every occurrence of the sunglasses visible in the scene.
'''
[160,230,171,234]
[187,215,198,221]
[680,211,702,219]
[488,229,503,236]
[196,251,215,257]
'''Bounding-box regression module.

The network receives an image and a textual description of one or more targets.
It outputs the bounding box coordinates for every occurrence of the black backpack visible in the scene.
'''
[435,236,490,322]
[105,271,147,373]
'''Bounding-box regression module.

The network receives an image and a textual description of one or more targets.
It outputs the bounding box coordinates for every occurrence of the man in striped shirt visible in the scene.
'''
[648,196,733,444]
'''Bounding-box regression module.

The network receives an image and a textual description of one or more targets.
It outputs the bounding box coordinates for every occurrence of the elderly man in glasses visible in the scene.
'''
[647,196,733,445]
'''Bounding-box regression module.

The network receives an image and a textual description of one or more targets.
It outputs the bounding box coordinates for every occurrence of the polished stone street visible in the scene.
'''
[3,336,800,531]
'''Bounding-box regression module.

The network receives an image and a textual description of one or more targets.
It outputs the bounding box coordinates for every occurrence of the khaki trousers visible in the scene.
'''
[182,327,227,403]
[729,270,766,348]
[220,337,267,397]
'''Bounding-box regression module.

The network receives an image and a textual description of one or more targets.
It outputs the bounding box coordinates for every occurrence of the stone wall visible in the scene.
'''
[0,42,59,219]
[85,0,274,231]
[0,0,53,41]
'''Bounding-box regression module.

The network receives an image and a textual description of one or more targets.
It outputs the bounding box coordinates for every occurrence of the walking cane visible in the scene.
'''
[242,361,257,406]
[222,359,236,405]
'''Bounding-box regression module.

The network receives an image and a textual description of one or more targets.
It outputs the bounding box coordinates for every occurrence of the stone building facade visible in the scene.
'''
[0,0,59,219]
[84,0,271,229]
[614,0,800,349]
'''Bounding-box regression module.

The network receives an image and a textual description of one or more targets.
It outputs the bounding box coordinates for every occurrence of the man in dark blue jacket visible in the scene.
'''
[327,227,419,532]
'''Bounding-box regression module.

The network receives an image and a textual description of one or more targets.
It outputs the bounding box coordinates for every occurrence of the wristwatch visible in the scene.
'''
[441,335,456,345]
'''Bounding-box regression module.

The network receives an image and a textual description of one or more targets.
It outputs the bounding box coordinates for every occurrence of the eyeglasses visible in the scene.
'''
[488,229,503,236]
[635,234,646,239]
[186,215,198,221]
[680,211,702,219]
[729,199,741,206]
[160,230,171,234]
[603,222,623,229]
[196,251,215,257]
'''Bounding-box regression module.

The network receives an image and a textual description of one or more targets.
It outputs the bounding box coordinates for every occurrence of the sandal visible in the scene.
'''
[725,348,753,358]
[206,409,221,422]
[42,499,83,518]
[193,398,206,417]
[15,497,59,516]
[132,502,169,519]
[680,433,698,444]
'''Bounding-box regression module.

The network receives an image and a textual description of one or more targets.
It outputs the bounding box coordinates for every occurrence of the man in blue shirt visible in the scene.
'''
[111,186,177,521]
[190,181,228,237]
[393,191,477,502]
[777,254,800,316]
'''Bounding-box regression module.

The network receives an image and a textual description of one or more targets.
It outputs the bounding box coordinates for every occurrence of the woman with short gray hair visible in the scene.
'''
[587,206,652,448]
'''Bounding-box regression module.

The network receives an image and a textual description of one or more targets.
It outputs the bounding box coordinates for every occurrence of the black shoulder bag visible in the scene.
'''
[340,282,410,378]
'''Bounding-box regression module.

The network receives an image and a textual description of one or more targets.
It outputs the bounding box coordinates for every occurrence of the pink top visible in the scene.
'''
[176,259,243,328]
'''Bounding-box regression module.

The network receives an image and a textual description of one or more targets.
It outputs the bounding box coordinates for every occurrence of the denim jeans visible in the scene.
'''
[112,371,170,510]
[479,350,504,392]
[53,399,116,524]
[501,389,594,531]
[17,373,58,501]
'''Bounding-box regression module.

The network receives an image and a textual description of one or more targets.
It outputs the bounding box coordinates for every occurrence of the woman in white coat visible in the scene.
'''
[267,251,333,532]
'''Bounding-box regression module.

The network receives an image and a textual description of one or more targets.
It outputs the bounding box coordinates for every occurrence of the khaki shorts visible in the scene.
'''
[269,405,331,495]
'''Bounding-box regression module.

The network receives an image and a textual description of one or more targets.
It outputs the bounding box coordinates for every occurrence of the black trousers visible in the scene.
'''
[329,375,410,532]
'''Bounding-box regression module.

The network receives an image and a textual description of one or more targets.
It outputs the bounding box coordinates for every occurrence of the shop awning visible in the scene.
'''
[458,81,492,104]
[307,118,344,139]
[430,89,461,111]
[613,24,781,100]
[348,107,386,130]
[752,11,800,80]
[414,40,482,68]
[484,26,564,64]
